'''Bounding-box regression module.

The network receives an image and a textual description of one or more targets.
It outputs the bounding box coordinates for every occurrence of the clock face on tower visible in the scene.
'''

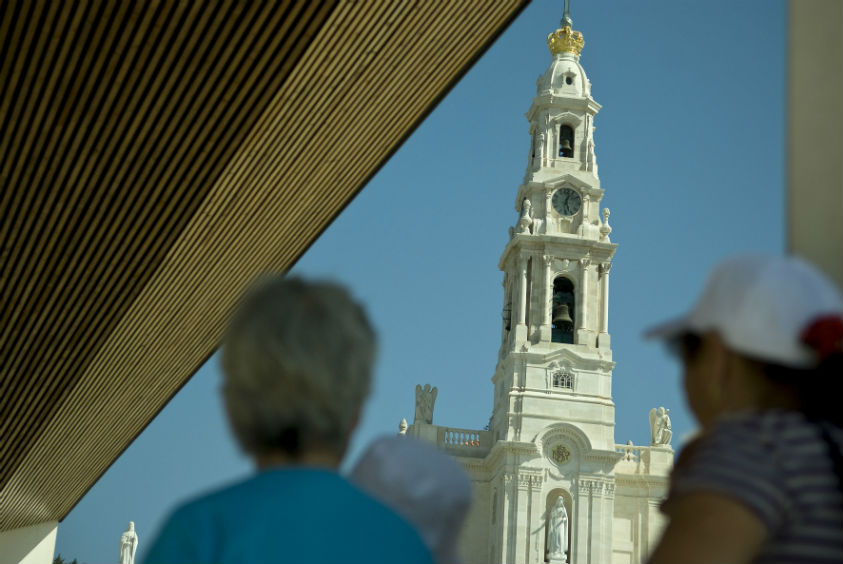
[552,187,582,216]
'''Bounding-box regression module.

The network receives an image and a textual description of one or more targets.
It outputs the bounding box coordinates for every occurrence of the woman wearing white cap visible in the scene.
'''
[646,255,843,564]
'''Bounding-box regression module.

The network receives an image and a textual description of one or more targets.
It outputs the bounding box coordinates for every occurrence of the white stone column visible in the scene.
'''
[644,498,667,561]
[529,478,546,564]
[518,257,528,325]
[592,482,616,564]
[542,255,553,342]
[573,480,592,564]
[577,255,591,345]
[501,473,516,564]
[514,257,528,344]
[598,262,612,349]
[515,474,533,564]
[539,129,547,169]
[578,194,590,236]
[544,191,553,234]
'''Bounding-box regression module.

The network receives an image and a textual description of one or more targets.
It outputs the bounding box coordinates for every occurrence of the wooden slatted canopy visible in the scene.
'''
[0,0,529,530]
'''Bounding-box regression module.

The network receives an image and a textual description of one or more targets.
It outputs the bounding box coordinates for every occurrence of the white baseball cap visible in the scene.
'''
[646,254,843,368]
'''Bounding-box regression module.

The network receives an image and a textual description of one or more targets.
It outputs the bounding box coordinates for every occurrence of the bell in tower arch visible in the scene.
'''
[551,277,575,344]
[558,125,574,158]
[552,303,573,327]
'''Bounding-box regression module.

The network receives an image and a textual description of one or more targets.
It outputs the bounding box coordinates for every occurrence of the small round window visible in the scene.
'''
[565,76,573,85]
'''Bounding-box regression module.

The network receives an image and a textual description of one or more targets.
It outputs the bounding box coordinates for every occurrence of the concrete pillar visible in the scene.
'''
[0,521,58,564]
[788,0,843,290]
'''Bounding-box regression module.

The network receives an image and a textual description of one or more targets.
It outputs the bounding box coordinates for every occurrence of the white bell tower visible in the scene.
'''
[407,7,672,563]
[482,10,621,564]
[491,4,616,452]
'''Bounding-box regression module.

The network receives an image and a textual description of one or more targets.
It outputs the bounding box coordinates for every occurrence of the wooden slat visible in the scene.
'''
[0,0,529,529]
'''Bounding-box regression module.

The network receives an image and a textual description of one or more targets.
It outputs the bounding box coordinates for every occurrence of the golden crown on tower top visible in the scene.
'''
[546,25,584,56]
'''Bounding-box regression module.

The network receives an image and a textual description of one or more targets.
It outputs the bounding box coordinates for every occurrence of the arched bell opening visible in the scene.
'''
[558,124,574,158]
[551,277,575,344]
[544,488,573,563]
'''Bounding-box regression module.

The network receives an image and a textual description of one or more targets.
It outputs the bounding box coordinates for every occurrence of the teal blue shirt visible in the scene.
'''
[143,468,433,564]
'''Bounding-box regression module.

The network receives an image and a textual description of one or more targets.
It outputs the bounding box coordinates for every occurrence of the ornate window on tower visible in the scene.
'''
[552,370,575,390]
[558,125,574,158]
[551,277,575,344]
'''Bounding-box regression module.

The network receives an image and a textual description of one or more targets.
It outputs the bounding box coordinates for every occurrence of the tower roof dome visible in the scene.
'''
[536,53,591,98]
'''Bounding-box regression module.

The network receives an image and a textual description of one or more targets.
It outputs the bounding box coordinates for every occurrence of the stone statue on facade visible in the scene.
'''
[414,384,438,424]
[649,406,672,446]
[118,521,138,564]
[398,418,408,436]
[517,198,533,234]
[547,497,569,563]
[536,130,546,167]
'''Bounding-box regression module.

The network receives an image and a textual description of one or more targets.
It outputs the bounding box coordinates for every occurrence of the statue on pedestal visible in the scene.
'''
[119,521,138,564]
[517,198,534,234]
[547,497,569,563]
[649,406,672,446]
[414,384,438,424]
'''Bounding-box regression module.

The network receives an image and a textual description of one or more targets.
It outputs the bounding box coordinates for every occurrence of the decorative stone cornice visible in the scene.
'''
[483,440,541,470]
[614,474,671,489]
[583,449,624,466]
[578,478,615,498]
[517,471,544,489]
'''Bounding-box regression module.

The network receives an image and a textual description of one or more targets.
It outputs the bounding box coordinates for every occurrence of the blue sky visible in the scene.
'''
[55,1,785,561]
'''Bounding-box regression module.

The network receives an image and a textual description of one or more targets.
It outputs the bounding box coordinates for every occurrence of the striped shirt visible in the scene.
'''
[665,410,843,563]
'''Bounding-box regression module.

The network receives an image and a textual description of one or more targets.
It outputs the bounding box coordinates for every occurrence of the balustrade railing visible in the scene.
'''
[438,427,492,457]
[615,442,648,474]
[615,442,674,476]
[617,442,641,463]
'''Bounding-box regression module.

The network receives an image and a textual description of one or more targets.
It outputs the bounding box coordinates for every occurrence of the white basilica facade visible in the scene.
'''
[406,12,673,564]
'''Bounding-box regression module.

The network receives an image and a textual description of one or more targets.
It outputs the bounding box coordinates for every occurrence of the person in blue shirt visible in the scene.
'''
[144,275,432,564]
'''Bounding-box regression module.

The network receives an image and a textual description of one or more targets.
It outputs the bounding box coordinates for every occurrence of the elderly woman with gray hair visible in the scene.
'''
[144,276,432,564]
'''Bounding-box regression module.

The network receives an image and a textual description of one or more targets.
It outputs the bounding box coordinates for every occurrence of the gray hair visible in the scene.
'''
[221,275,376,457]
